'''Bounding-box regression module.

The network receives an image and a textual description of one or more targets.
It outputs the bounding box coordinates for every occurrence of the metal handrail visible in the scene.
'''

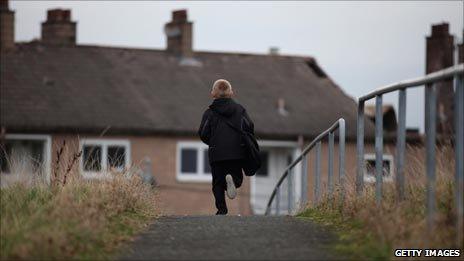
[264,118,345,215]
[359,64,464,102]
[356,63,463,246]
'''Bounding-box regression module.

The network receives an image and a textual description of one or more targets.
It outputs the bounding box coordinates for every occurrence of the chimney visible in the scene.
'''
[0,0,15,51]
[426,22,454,135]
[459,42,464,64]
[269,47,279,55]
[459,30,464,64]
[41,9,76,46]
[277,98,289,116]
[164,10,193,57]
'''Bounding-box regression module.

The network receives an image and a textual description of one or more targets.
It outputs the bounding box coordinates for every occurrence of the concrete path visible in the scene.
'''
[121,215,341,260]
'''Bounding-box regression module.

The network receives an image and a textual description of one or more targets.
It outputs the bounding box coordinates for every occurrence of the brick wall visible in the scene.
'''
[51,134,252,216]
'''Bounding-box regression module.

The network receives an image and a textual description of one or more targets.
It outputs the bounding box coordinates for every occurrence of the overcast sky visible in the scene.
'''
[10,1,464,132]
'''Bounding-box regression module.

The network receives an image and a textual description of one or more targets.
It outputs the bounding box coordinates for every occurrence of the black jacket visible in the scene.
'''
[198,98,255,163]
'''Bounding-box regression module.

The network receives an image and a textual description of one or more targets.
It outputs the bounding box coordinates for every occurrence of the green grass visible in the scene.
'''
[0,176,156,260]
[298,208,391,260]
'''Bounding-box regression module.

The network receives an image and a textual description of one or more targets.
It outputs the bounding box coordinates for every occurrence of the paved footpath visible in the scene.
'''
[120,215,341,260]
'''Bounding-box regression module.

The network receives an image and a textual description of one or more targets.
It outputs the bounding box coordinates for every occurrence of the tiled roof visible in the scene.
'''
[0,43,374,139]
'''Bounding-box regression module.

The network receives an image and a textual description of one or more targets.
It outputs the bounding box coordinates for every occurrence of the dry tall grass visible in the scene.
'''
[0,143,156,259]
[301,144,462,258]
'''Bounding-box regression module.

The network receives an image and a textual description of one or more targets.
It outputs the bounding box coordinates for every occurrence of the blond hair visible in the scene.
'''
[211,79,233,98]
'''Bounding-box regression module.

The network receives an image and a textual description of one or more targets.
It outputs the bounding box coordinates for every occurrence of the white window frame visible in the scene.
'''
[176,141,211,182]
[79,139,131,179]
[363,153,394,183]
[1,134,52,182]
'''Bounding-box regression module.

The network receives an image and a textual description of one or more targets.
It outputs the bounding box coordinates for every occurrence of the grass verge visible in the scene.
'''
[0,175,156,260]
[298,145,462,260]
[298,207,391,260]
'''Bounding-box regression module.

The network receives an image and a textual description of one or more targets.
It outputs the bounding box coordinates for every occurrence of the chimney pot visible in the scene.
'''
[47,9,71,22]
[431,23,450,37]
[172,10,187,23]
[0,0,9,11]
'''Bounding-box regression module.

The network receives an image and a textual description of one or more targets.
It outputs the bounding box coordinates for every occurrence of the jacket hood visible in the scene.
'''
[209,98,241,117]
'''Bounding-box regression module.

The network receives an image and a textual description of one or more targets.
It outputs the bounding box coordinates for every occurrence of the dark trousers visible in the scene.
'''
[211,159,244,213]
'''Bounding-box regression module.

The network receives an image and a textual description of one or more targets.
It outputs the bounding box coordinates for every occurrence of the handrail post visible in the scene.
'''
[455,75,463,246]
[314,141,321,205]
[263,118,347,215]
[425,83,437,232]
[275,186,280,215]
[375,95,384,205]
[301,154,308,207]
[339,119,346,203]
[396,89,407,201]
[288,169,293,215]
[328,132,334,199]
[356,102,365,195]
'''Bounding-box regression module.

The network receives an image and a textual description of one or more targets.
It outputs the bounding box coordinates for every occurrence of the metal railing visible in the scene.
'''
[356,64,463,244]
[264,118,345,216]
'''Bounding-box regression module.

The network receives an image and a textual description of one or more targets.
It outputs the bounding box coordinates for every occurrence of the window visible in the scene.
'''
[364,154,394,183]
[177,142,211,182]
[80,139,130,178]
[0,135,51,176]
[181,149,197,173]
[256,151,269,177]
[107,146,126,169]
[83,145,102,172]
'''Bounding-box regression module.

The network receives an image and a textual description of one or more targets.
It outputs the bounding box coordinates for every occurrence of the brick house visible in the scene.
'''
[1,3,406,215]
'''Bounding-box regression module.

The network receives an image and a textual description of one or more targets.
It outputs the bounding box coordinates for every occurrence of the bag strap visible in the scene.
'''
[211,110,244,135]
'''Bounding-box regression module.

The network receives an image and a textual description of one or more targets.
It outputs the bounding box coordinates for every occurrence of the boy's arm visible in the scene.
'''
[198,109,212,145]
[243,110,255,135]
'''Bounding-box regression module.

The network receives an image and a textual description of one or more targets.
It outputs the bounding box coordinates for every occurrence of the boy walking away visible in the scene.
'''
[198,79,255,215]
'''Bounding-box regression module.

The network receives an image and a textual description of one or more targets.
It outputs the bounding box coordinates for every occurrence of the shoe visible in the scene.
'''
[225,174,237,199]
[216,209,227,215]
